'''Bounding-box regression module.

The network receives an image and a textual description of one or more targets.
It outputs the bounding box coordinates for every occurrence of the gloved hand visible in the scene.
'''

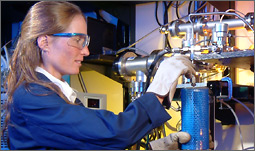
[146,56,196,107]
[209,130,214,149]
[149,131,214,150]
[149,132,191,150]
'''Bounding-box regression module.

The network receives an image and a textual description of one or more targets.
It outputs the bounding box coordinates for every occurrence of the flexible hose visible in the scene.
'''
[231,97,254,118]
[218,99,244,150]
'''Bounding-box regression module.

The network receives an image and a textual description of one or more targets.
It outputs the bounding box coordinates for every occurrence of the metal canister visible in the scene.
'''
[181,87,209,150]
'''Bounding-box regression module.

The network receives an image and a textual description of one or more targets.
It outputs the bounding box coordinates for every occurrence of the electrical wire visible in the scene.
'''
[166,1,173,11]
[155,1,162,26]
[221,73,230,79]
[116,47,150,56]
[170,101,181,112]
[201,66,228,80]
[164,121,178,131]
[77,73,85,92]
[78,72,87,93]
[171,1,185,8]
[170,105,181,112]
[188,1,193,15]
[201,65,227,80]
[160,1,207,27]
[218,99,244,150]
[244,146,255,150]
[195,1,207,14]
[195,39,211,46]
[163,1,172,48]
[164,34,171,48]
[212,7,216,21]
[220,9,246,22]
[201,72,220,80]
[1,44,11,75]
[1,55,8,70]
[143,48,171,92]
[231,97,254,118]
[232,35,254,38]
[174,1,207,22]
[176,119,182,131]
[154,2,172,48]
[1,40,12,61]
[116,26,161,55]
[199,1,207,13]
[1,39,13,49]
[155,1,172,26]
[197,1,205,12]
[232,35,254,44]
[163,1,168,24]
[175,1,180,19]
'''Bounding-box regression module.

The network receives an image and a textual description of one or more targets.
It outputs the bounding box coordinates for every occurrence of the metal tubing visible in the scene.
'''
[177,19,245,33]
[188,12,254,32]
[167,12,254,37]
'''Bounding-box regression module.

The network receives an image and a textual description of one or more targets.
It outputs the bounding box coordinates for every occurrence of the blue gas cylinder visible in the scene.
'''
[181,87,209,150]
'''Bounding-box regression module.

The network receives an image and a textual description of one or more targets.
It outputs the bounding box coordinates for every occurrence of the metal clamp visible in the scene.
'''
[221,77,233,101]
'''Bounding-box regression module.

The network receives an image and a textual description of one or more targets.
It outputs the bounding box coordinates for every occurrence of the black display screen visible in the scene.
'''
[87,98,100,108]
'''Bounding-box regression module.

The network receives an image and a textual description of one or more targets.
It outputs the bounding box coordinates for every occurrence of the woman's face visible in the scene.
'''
[44,15,90,80]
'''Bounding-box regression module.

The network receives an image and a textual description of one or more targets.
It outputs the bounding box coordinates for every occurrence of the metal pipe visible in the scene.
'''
[188,12,254,32]
[116,54,157,76]
[166,12,254,37]
[124,57,151,75]
[178,19,245,32]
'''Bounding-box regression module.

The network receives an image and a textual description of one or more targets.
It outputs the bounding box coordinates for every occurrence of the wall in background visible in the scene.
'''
[135,2,165,54]
[235,1,254,86]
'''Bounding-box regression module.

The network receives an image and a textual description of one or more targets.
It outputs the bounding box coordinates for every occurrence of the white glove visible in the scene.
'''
[146,56,195,104]
[149,132,191,150]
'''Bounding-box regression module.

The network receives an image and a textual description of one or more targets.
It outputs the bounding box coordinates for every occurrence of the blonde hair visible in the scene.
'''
[2,1,84,143]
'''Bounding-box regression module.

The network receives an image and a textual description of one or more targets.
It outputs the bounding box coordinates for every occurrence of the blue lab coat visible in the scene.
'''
[8,72,171,150]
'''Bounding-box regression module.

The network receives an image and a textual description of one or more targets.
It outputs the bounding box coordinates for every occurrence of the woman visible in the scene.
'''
[3,1,195,150]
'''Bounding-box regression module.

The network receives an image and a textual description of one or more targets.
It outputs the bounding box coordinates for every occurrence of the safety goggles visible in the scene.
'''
[51,33,90,49]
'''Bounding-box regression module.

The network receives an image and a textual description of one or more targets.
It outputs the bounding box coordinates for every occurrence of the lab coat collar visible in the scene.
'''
[35,67,77,103]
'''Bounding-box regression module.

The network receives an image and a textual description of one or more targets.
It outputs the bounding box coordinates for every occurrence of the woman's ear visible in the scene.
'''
[37,35,49,51]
